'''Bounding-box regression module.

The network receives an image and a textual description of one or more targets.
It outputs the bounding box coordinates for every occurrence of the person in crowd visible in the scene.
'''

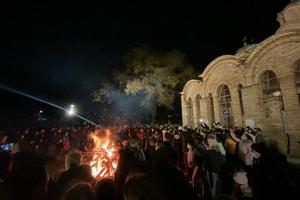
[205,133,225,198]
[191,152,206,199]
[128,137,146,163]
[94,178,123,200]
[76,164,95,185]
[186,140,200,180]
[232,166,252,199]
[0,132,8,144]
[59,151,83,190]
[0,150,12,183]
[143,135,156,167]
[2,123,299,200]
[151,161,198,200]
[115,139,141,191]
[226,129,238,157]
[251,140,298,199]
[237,134,257,167]
[0,151,13,200]
[253,128,264,143]
[237,133,260,188]
[152,137,176,167]
[7,152,49,200]
[124,173,164,200]
[60,182,93,200]
[172,131,183,168]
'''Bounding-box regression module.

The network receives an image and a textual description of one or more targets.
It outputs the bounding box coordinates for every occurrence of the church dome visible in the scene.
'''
[276,0,300,33]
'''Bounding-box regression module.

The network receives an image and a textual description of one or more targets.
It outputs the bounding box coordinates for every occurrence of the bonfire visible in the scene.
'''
[89,129,119,179]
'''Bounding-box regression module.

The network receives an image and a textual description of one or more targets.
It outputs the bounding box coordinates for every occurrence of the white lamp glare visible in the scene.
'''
[66,104,76,116]
[67,109,75,116]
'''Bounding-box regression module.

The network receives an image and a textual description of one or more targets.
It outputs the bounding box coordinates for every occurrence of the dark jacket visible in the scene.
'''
[205,149,225,173]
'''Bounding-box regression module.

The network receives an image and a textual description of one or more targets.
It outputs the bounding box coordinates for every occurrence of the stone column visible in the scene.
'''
[180,92,188,126]
[231,90,242,127]
[188,101,194,128]
[200,97,209,126]
[213,94,221,123]
[205,95,217,126]
[193,99,200,128]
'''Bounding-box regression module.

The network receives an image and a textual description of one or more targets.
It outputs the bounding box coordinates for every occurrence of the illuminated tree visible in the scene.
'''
[93,48,197,120]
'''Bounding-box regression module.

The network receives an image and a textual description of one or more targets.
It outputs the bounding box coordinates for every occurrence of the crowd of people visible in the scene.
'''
[0,125,96,159]
[0,122,299,200]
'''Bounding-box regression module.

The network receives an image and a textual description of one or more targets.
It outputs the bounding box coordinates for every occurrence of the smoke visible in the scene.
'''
[100,88,157,124]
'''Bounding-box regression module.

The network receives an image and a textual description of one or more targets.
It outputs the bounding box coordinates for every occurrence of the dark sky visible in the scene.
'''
[0,0,290,123]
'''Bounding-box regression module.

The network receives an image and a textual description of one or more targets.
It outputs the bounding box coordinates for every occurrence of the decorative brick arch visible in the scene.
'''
[246,32,300,81]
[181,79,203,102]
[250,57,297,90]
[251,56,292,85]
[201,55,246,96]
[201,55,238,78]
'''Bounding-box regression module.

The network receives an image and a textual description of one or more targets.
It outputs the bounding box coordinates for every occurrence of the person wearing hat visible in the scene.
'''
[237,133,261,188]
[238,134,260,167]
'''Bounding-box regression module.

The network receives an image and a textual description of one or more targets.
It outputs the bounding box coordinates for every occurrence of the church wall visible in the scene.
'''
[202,60,245,127]
[242,84,266,129]
[181,1,300,158]
[246,38,300,156]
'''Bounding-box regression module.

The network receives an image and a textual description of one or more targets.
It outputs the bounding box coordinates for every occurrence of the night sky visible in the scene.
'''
[0,0,290,125]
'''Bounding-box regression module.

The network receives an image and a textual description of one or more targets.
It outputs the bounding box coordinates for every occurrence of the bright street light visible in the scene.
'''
[66,104,76,116]
[67,109,75,116]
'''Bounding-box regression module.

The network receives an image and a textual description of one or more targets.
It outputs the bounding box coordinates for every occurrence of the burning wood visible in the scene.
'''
[89,129,119,179]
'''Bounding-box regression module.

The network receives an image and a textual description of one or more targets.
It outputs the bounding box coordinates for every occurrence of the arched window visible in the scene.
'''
[195,95,201,126]
[208,93,215,123]
[260,70,281,96]
[295,61,300,94]
[218,85,233,128]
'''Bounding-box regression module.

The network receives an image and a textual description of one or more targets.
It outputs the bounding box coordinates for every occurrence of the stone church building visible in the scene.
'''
[181,1,300,157]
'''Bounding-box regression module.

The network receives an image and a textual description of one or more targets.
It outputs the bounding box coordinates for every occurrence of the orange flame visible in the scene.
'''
[89,129,119,179]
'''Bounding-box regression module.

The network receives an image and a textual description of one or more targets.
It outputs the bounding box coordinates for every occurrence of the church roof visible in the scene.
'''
[235,44,258,55]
